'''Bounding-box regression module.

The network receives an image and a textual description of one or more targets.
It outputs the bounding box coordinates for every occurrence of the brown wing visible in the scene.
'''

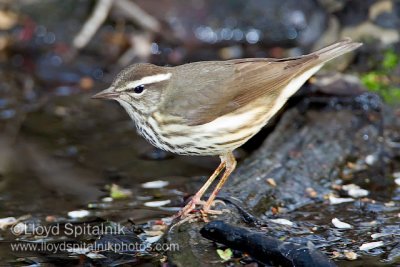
[159,56,314,126]
[220,56,316,113]
[159,38,362,126]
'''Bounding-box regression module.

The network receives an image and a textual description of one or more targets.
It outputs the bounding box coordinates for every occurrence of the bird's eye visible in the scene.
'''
[133,85,145,94]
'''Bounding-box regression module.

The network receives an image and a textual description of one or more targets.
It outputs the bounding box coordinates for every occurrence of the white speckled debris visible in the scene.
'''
[0,217,17,230]
[102,197,113,202]
[329,195,354,205]
[344,251,358,260]
[269,218,294,226]
[371,233,391,239]
[359,241,384,251]
[141,180,169,189]
[144,199,171,207]
[67,247,90,254]
[342,184,369,198]
[332,218,353,229]
[365,154,377,165]
[68,210,90,218]
[86,253,107,259]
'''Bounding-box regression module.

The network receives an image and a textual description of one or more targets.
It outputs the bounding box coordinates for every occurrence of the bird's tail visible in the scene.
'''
[313,38,362,64]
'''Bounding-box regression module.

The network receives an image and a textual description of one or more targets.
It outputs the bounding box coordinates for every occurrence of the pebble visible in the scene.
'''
[144,200,171,207]
[371,233,391,239]
[266,178,277,187]
[86,252,107,259]
[0,217,17,230]
[306,187,318,198]
[344,251,358,260]
[329,195,354,205]
[68,210,90,218]
[269,218,294,226]
[145,230,164,236]
[67,247,90,254]
[102,197,113,202]
[141,180,169,189]
[365,154,377,165]
[342,184,369,198]
[359,241,384,251]
[332,218,353,229]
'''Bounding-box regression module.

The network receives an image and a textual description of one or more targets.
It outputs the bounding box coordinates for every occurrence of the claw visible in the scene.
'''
[175,198,228,222]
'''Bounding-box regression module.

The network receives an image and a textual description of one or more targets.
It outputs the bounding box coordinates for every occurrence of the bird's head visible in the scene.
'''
[92,63,172,116]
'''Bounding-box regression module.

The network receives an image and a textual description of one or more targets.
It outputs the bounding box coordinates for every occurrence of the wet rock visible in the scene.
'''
[310,73,366,95]
[386,243,400,263]
[227,106,380,214]
[166,221,224,267]
[165,88,389,265]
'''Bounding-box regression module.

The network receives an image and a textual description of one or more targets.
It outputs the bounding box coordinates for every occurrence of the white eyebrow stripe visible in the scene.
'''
[119,73,172,91]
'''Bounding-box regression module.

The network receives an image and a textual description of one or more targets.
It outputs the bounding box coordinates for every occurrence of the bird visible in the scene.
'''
[92,38,362,218]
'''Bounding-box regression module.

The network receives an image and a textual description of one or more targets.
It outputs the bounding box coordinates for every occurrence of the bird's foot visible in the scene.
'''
[200,200,230,221]
[175,196,202,219]
[201,200,226,213]
[175,199,229,221]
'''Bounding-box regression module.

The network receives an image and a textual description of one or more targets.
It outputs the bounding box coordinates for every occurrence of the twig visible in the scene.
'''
[113,0,160,33]
[72,0,113,49]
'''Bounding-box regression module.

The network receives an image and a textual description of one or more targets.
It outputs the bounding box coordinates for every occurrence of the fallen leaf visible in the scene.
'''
[216,248,233,262]
[110,184,132,199]
[266,178,276,187]
[344,251,358,260]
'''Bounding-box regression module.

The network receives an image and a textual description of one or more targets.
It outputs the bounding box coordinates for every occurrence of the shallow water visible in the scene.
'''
[0,68,220,263]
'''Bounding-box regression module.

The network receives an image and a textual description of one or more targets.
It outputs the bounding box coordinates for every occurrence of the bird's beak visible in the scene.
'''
[92,87,119,100]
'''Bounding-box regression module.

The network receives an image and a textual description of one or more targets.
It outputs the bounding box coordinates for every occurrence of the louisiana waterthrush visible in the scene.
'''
[93,38,362,218]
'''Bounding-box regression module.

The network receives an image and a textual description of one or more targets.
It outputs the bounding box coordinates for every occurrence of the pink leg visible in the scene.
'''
[202,152,237,213]
[177,159,226,218]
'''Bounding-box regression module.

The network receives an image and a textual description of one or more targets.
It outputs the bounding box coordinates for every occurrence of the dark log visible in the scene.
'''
[200,221,336,267]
